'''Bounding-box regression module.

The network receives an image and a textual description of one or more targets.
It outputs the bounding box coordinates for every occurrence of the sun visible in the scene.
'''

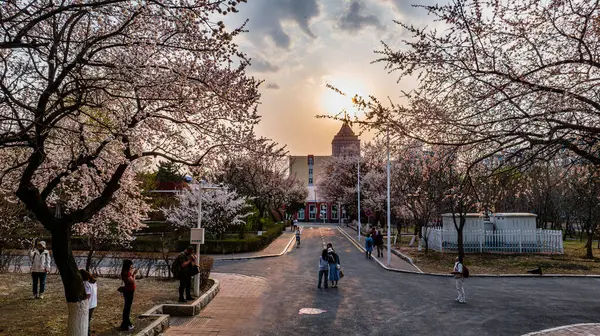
[320,75,369,118]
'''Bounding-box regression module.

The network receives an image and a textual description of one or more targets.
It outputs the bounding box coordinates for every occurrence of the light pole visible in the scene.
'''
[357,153,361,242]
[386,123,392,266]
[194,180,224,297]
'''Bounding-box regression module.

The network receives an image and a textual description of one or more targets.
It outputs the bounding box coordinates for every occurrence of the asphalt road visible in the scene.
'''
[212,225,600,336]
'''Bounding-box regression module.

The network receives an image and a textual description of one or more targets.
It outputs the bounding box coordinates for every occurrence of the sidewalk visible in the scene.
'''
[167,273,269,336]
[522,323,600,335]
[339,225,419,272]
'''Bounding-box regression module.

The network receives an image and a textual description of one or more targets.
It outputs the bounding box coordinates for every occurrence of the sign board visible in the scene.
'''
[365,208,374,217]
[257,231,263,236]
[190,228,205,244]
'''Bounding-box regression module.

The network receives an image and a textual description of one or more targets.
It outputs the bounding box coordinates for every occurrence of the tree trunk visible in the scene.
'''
[457,229,465,258]
[585,231,594,259]
[85,240,95,272]
[50,225,89,335]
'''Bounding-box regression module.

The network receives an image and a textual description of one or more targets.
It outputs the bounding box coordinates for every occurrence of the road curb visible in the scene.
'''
[215,233,296,261]
[520,323,600,335]
[336,226,600,278]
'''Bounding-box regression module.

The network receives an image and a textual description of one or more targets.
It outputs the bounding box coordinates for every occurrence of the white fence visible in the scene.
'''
[420,228,564,254]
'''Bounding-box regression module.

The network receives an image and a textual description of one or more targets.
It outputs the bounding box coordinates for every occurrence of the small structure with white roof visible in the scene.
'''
[423,212,563,254]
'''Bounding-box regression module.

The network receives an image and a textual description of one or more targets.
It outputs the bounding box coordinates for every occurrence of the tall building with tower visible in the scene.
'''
[289,122,360,222]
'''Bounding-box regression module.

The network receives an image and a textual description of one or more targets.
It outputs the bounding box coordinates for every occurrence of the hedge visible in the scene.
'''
[17,222,287,254]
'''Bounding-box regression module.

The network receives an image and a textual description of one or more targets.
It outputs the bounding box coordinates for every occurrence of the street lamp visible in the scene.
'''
[357,154,362,242]
[386,123,391,266]
[193,180,224,297]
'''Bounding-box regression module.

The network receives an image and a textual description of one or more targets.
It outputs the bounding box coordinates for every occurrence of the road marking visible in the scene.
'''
[299,308,327,315]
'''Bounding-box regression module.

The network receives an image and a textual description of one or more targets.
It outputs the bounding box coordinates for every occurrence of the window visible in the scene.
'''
[309,168,313,175]
[309,205,316,219]
[331,204,338,219]
[308,157,314,165]
[308,177,313,185]
[298,208,305,220]
[320,204,327,219]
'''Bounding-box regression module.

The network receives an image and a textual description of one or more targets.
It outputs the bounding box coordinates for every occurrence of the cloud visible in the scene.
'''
[337,0,383,33]
[245,0,321,49]
[250,56,280,72]
[266,83,281,90]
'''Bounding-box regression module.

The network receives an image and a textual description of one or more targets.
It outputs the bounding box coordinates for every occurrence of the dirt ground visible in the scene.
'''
[399,239,600,275]
[0,273,211,336]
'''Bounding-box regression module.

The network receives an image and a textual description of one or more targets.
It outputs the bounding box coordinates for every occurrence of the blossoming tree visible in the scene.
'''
[0,0,263,333]
[164,185,252,239]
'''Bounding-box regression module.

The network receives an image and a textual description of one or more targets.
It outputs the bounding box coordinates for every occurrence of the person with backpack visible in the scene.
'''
[317,249,329,289]
[172,246,197,303]
[451,255,468,304]
[80,269,98,336]
[29,240,51,299]
[365,234,374,259]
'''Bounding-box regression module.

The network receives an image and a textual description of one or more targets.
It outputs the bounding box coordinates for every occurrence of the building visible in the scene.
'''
[289,122,361,222]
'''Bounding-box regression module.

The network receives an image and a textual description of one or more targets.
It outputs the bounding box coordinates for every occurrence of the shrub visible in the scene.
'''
[198,256,214,287]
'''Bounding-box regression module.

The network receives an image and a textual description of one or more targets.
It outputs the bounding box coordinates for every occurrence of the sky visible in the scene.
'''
[222,0,438,156]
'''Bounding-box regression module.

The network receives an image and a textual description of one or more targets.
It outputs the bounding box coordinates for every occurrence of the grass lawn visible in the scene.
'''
[0,273,184,336]
[398,239,600,275]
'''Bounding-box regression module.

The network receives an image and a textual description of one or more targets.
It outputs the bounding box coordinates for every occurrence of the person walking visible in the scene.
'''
[295,228,301,247]
[327,247,341,288]
[173,246,197,303]
[451,256,466,304]
[365,234,374,259]
[29,240,51,299]
[80,269,97,336]
[317,249,329,289]
[374,229,384,258]
[120,259,137,331]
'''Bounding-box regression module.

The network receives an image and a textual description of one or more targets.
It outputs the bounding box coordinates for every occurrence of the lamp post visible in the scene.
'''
[194,180,224,297]
[386,123,392,266]
[357,153,361,242]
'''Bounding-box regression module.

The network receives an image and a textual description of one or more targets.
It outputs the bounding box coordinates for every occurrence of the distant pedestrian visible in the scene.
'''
[317,249,329,289]
[327,247,341,288]
[293,219,298,231]
[120,259,137,331]
[374,229,384,257]
[451,256,466,304]
[173,246,197,303]
[295,229,301,247]
[80,269,97,336]
[29,240,51,299]
[365,234,374,259]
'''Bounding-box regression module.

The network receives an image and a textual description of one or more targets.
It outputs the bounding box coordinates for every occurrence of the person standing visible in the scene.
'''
[120,259,137,331]
[80,269,98,336]
[173,246,197,303]
[374,229,384,258]
[365,234,374,259]
[327,247,341,288]
[317,249,329,289]
[451,256,466,304]
[29,240,51,299]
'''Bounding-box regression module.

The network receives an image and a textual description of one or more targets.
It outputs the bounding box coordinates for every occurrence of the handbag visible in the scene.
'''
[339,270,344,279]
[117,286,125,293]
[190,265,200,277]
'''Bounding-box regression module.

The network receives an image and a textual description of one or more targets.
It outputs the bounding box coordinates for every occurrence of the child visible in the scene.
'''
[318,249,329,289]
[80,269,98,336]
[365,234,374,259]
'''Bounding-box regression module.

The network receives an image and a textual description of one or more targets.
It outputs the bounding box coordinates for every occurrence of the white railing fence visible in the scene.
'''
[420,228,564,254]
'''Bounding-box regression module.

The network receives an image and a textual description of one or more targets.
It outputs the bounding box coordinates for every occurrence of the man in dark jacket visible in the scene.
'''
[374,229,384,257]
[174,246,196,302]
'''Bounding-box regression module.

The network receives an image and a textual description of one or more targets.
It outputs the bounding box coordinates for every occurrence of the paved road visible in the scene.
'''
[208,224,600,336]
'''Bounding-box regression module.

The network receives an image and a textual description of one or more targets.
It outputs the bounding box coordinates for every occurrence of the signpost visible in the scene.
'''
[190,228,205,244]
[365,208,374,218]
